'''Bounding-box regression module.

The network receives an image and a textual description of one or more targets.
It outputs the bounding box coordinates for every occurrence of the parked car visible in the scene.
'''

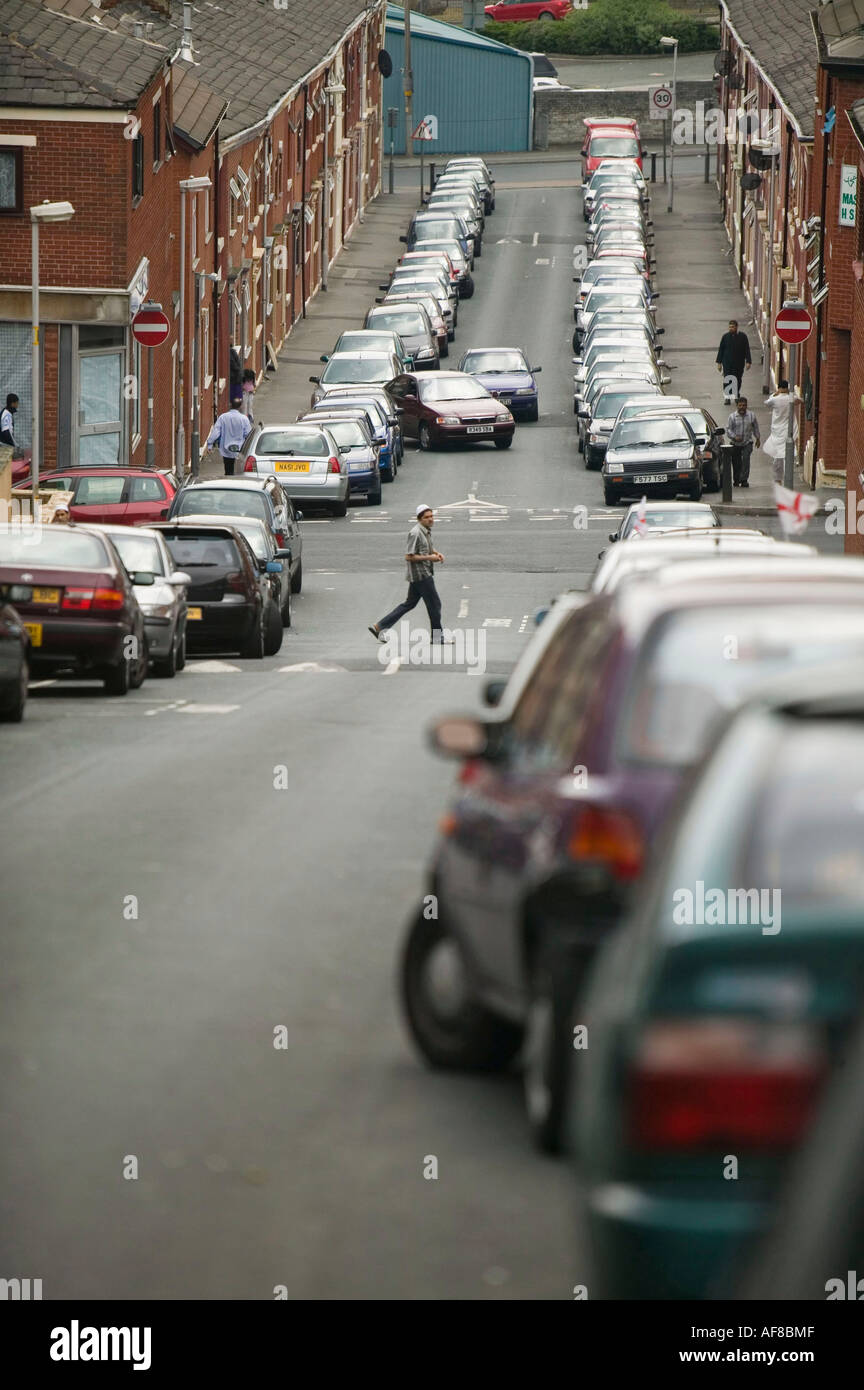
[457,347,541,421]
[602,411,702,504]
[581,118,643,178]
[0,603,29,721]
[12,467,178,526]
[581,383,665,468]
[398,569,864,1153]
[306,399,396,482]
[364,303,439,371]
[626,402,725,492]
[444,157,495,213]
[425,196,484,255]
[0,523,148,694]
[91,523,190,677]
[324,329,412,370]
[385,370,515,451]
[310,350,403,404]
[413,238,474,296]
[590,532,813,594]
[308,386,402,471]
[236,422,347,519]
[384,289,450,357]
[485,1,571,21]
[302,411,382,506]
[576,374,663,446]
[168,475,294,539]
[166,513,290,636]
[403,212,474,265]
[153,522,280,659]
[572,660,864,1298]
[609,499,721,543]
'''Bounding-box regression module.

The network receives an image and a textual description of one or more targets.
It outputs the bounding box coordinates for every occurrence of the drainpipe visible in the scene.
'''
[778,126,793,376]
[812,72,831,472]
[301,85,308,319]
[213,126,221,418]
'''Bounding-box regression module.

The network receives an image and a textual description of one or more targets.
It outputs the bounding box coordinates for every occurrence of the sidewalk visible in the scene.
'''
[199,192,418,479]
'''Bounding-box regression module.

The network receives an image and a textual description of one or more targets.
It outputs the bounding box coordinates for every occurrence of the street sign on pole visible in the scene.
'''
[136,300,163,470]
[131,306,170,347]
[412,115,438,141]
[774,301,813,345]
[648,85,672,120]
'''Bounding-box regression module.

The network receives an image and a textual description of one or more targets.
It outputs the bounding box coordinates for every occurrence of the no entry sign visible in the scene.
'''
[774,302,813,345]
[131,306,171,347]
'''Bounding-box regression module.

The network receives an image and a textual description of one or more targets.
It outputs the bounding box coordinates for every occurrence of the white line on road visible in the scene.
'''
[518,615,530,633]
[532,231,539,247]
[535,258,550,266]
[381,657,402,676]
[185,660,242,674]
[176,704,240,714]
[482,618,512,628]
[457,598,469,619]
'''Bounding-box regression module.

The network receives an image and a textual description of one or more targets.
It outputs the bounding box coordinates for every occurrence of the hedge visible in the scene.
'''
[482,0,720,56]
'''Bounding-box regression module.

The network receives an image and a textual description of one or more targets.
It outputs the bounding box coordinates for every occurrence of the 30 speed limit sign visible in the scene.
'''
[649,85,673,120]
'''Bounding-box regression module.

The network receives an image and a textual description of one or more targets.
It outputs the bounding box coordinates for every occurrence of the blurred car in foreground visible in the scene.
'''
[91,523,190,677]
[573,665,864,1298]
[398,566,864,1153]
[589,532,815,593]
[0,602,29,720]
[609,500,721,543]
[0,524,148,693]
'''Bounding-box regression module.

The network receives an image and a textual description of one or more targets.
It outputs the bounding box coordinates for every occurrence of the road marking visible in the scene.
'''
[495,238,522,244]
[278,661,348,673]
[471,515,505,521]
[532,231,539,247]
[350,517,389,522]
[439,492,508,516]
[381,657,402,676]
[457,598,469,619]
[342,268,358,279]
[482,618,512,628]
[518,615,530,633]
[176,703,240,714]
[186,660,242,673]
[535,257,551,266]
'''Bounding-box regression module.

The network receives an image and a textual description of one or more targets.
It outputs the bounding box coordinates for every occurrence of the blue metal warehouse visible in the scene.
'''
[382,4,532,155]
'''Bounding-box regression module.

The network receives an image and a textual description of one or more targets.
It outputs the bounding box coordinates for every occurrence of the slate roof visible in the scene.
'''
[0,0,167,105]
[720,0,819,138]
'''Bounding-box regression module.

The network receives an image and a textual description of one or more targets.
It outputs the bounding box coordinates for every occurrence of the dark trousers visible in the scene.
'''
[378,576,443,640]
[221,454,236,476]
[731,441,753,483]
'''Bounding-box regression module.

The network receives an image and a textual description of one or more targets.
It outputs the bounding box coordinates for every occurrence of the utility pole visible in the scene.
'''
[403,2,413,174]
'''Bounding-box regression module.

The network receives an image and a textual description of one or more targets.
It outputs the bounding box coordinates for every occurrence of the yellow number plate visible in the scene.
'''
[32,587,60,604]
[186,607,203,621]
[23,622,42,646]
[275,461,310,473]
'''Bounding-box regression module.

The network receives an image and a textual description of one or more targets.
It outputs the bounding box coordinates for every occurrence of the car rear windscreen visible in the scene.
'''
[176,490,268,521]
[258,430,329,456]
[163,534,241,569]
[0,530,110,567]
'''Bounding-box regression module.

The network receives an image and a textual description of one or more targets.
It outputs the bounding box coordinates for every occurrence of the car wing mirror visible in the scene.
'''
[532,366,542,373]
[265,560,283,574]
[168,570,191,586]
[309,376,320,384]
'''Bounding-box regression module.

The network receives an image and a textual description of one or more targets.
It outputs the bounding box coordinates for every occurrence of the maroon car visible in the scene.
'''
[13,467,178,526]
[385,370,514,451]
[399,570,864,1153]
[0,524,148,694]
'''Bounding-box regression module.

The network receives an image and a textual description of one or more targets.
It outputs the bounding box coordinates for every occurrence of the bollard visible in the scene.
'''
[651,152,657,184]
[720,443,734,503]
[704,147,710,183]
[429,162,436,194]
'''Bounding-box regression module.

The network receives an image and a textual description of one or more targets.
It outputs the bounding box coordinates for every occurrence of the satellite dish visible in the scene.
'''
[713,48,732,76]
[741,172,763,191]
[378,49,393,78]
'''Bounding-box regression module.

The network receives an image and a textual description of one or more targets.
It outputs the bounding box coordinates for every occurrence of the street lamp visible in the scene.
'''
[176,176,212,477]
[660,36,679,213]
[30,200,75,513]
[191,271,219,475]
[322,80,346,292]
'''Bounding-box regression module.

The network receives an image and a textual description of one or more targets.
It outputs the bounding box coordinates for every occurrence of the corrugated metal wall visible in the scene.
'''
[382,28,531,154]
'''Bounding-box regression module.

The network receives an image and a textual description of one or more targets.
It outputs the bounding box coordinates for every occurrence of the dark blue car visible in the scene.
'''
[457,347,541,421]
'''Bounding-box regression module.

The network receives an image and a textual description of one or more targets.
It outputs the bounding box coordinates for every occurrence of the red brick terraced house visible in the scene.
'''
[0,0,385,476]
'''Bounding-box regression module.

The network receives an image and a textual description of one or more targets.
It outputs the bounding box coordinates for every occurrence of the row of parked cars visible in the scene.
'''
[573,125,727,505]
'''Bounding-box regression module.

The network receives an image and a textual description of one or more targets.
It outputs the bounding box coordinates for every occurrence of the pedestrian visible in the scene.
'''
[368,504,453,645]
[205,395,252,475]
[0,392,18,449]
[50,496,71,524]
[763,380,798,485]
[715,318,752,403]
[242,369,256,420]
[725,396,761,487]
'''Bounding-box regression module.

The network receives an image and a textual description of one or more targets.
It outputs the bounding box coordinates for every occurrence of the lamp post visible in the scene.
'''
[191,272,219,475]
[30,200,75,515]
[176,176,212,479]
[322,80,346,292]
[752,132,781,395]
[660,36,679,213]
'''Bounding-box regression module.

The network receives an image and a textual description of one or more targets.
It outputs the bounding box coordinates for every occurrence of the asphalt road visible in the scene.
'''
[0,166,832,1301]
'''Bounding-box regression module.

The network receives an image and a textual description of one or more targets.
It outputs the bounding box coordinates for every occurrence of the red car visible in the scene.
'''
[485,1,571,20]
[13,467,178,526]
[581,119,643,178]
[385,370,514,451]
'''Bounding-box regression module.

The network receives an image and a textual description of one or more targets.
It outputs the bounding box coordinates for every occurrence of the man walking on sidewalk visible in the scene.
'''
[726,396,761,487]
[716,319,752,403]
[205,395,252,475]
[369,504,451,643]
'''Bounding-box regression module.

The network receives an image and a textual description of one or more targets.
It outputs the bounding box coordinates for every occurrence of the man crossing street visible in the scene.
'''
[369,505,452,644]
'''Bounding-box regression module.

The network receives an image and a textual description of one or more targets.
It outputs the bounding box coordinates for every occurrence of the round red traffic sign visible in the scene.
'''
[774,303,813,345]
[131,306,171,347]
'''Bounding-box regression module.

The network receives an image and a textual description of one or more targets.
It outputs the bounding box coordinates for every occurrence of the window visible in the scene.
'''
[75,476,126,506]
[132,133,144,201]
[129,476,166,503]
[0,149,23,213]
[153,99,162,167]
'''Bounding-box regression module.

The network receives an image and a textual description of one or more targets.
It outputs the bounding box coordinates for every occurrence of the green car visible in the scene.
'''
[570,665,864,1299]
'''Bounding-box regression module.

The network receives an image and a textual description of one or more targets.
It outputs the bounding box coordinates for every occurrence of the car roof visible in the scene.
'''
[154,520,247,537]
[624,500,715,515]
[176,511,268,532]
[183,475,273,489]
[324,350,395,360]
[89,522,166,539]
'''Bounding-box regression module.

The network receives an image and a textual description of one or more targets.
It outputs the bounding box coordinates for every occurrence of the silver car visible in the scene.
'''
[239,422,349,516]
[91,523,189,678]
[310,350,402,405]
[301,411,382,505]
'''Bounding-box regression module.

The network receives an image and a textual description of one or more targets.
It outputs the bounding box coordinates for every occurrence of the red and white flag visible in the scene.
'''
[631,495,649,537]
[773,483,819,537]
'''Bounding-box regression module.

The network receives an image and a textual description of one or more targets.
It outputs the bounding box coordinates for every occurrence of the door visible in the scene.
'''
[77,347,124,465]
[125,472,171,525]
[388,376,420,441]
[69,472,128,524]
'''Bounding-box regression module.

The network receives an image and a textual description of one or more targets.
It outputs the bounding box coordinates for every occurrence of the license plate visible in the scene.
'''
[633,473,665,484]
[275,461,310,473]
[32,587,60,604]
[187,607,203,621]
[466,425,493,434]
[23,622,42,646]
[499,397,512,405]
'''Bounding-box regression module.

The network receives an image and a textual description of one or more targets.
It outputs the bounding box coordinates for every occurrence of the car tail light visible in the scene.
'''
[225,571,246,593]
[62,588,94,611]
[328,456,341,474]
[243,455,256,472]
[275,530,287,547]
[566,804,644,881]
[627,1018,826,1151]
[92,588,125,611]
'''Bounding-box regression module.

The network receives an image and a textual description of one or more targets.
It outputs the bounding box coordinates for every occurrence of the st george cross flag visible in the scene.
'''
[631,496,649,538]
[774,483,819,537]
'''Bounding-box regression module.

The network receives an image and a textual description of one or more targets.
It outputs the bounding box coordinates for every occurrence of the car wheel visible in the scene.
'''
[539,9,555,17]
[104,655,130,696]
[525,402,539,422]
[368,485,382,506]
[572,329,581,353]
[399,909,523,1072]
[129,634,149,689]
[441,340,449,358]
[1,656,28,722]
[689,477,703,501]
[154,632,177,678]
[474,239,482,258]
[418,422,434,451]
[577,433,585,454]
[290,559,303,594]
[460,273,475,299]
[331,498,348,517]
[264,601,284,654]
[523,937,579,1155]
[241,607,266,659]
[176,630,187,671]
[280,587,292,628]
[603,486,619,506]
[494,436,513,449]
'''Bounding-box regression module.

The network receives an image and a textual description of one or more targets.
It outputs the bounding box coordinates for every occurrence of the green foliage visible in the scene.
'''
[482,0,720,56]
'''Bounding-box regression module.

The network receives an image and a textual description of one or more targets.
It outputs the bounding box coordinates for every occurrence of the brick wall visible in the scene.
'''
[534,82,715,149]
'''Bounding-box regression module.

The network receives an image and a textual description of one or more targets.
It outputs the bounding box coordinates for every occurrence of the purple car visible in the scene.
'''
[457,347,541,421]
[398,567,864,1155]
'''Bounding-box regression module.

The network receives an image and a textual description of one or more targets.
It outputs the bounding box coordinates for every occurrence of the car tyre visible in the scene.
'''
[689,477,704,501]
[460,273,475,299]
[525,402,539,422]
[176,630,187,671]
[399,909,523,1072]
[418,422,434,451]
[441,340,449,358]
[241,607,266,659]
[280,588,292,628]
[523,936,579,1155]
[494,436,513,449]
[104,655,130,696]
[264,601,284,654]
[474,239,482,258]
[129,634,148,689]
[331,498,348,517]
[368,485,382,506]
[603,486,619,506]
[1,655,28,722]
[154,632,178,678]
[290,559,303,594]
